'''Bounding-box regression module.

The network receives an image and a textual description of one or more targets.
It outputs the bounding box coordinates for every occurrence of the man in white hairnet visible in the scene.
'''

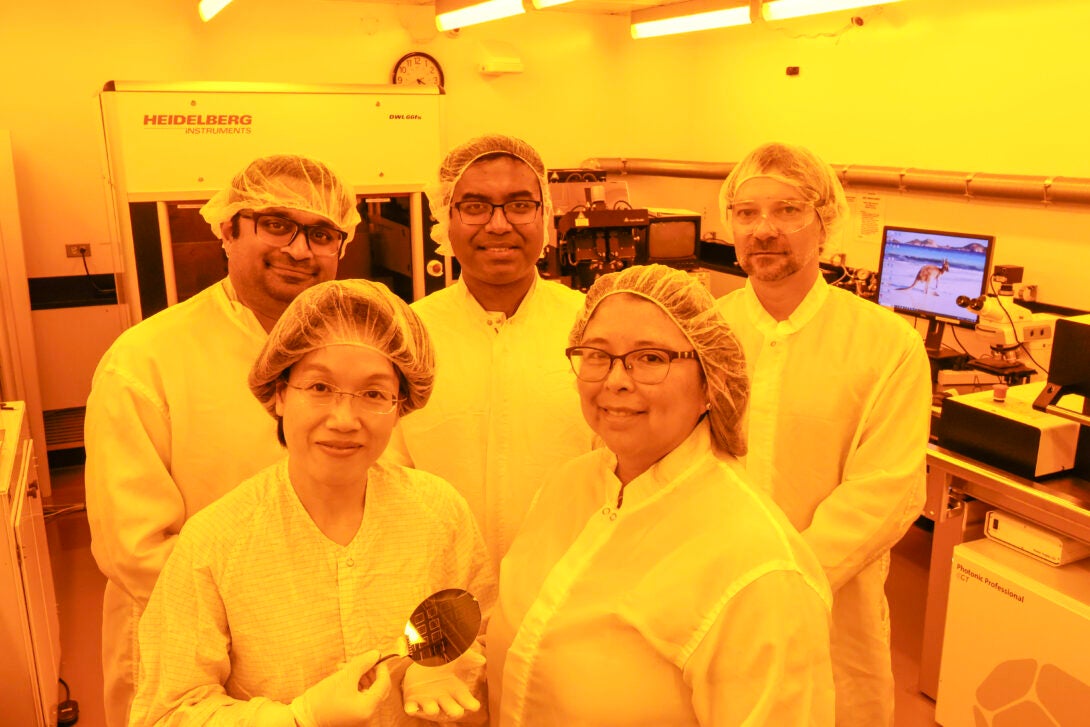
[84,154,360,727]
[388,134,595,570]
[716,142,932,726]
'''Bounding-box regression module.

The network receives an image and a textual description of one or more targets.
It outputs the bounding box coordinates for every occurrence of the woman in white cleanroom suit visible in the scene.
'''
[129,280,494,726]
[486,264,834,726]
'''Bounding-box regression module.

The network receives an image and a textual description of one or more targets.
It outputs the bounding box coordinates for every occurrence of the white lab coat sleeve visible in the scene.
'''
[129,535,294,726]
[800,339,931,592]
[684,570,834,726]
[85,364,186,607]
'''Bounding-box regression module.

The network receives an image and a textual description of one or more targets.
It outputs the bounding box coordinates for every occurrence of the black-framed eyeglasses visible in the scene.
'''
[286,382,400,415]
[452,199,542,226]
[239,212,347,257]
[565,346,697,385]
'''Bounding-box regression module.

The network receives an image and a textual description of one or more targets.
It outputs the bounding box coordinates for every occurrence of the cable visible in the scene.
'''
[57,677,79,726]
[44,502,87,522]
[987,275,1050,375]
[948,325,972,355]
[79,248,117,296]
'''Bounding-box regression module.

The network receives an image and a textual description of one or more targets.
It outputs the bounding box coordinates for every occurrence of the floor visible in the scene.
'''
[45,464,938,726]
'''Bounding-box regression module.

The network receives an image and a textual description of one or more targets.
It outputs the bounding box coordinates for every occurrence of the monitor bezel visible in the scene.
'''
[643,214,701,265]
[875,225,996,329]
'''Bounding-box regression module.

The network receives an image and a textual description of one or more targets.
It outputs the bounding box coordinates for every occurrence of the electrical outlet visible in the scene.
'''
[65,244,90,258]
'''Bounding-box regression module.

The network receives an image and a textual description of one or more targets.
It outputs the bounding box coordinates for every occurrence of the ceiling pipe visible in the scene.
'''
[580,157,1090,206]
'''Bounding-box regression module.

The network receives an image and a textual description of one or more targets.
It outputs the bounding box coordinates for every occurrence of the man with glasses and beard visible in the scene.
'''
[85,154,359,727]
[389,134,595,572]
[717,142,932,726]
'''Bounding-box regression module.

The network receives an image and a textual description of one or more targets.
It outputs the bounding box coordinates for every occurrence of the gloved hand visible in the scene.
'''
[402,648,486,722]
[290,650,391,727]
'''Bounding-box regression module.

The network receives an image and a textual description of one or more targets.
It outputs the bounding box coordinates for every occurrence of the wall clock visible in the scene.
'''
[392,52,445,90]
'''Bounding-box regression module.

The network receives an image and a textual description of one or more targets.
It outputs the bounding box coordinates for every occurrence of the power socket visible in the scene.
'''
[65,244,90,258]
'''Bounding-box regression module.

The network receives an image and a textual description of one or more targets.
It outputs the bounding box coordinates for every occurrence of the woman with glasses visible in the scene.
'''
[486,265,835,726]
[129,279,495,726]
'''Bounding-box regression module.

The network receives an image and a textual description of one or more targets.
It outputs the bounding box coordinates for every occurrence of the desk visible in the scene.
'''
[917,444,1090,698]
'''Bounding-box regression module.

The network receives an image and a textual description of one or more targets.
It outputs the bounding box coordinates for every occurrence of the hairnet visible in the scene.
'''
[200,154,362,245]
[569,264,748,457]
[249,279,434,418]
[426,134,553,256]
[718,142,850,248]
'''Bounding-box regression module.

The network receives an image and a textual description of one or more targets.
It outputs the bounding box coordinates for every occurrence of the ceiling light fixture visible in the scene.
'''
[198,0,234,22]
[435,0,527,32]
[761,0,901,22]
[531,0,576,7]
[631,0,753,40]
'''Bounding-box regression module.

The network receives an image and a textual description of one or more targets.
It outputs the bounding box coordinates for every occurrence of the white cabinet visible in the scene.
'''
[0,401,60,726]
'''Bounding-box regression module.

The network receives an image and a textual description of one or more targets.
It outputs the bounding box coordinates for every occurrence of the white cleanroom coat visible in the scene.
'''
[85,279,285,727]
[718,277,931,726]
[487,422,835,726]
[390,275,596,569]
[129,459,495,726]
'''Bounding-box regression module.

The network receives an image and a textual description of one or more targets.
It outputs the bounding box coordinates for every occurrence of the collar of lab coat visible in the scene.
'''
[742,274,830,338]
[216,276,271,339]
[452,272,542,325]
[606,419,729,511]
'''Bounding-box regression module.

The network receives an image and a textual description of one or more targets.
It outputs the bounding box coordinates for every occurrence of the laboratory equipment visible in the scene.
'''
[0,401,60,727]
[954,292,1045,384]
[936,538,1090,727]
[937,382,1080,478]
[874,225,996,357]
[984,509,1090,566]
[98,81,447,325]
[552,205,650,291]
[1033,314,1090,420]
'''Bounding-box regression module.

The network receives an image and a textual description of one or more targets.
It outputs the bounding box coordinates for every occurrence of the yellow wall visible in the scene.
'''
[1,0,1088,301]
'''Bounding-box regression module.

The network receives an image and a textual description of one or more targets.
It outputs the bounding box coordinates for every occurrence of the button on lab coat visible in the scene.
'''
[84,279,285,727]
[487,423,834,726]
[718,277,931,726]
[391,276,595,570]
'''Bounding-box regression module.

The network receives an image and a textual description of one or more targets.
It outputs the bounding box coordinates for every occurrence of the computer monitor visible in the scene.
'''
[644,211,701,268]
[875,225,996,354]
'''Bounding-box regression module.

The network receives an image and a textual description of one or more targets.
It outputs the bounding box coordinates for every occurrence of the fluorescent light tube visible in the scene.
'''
[531,0,575,7]
[631,0,751,39]
[435,0,527,32]
[762,0,900,22]
[198,0,233,22]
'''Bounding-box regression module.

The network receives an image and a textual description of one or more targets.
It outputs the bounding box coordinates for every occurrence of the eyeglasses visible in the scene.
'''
[286,382,400,415]
[728,199,817,234]
[452,200,542,226]
[239,212,348,257]
[565,346,697,385]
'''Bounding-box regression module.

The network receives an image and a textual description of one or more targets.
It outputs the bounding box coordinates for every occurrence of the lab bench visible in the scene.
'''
[917,443,1090,699]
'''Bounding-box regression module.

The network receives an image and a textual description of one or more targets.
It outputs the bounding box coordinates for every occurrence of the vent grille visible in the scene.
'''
[44,407,86,450]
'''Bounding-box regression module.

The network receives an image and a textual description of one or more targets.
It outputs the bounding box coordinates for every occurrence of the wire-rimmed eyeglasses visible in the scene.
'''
[565,346,697,385]
[239,212,347,257]
[286,382,400,415]
[452,199,541,226]
[728,199,817,234]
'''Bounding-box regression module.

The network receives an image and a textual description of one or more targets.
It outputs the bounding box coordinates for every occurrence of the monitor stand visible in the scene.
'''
[923,319,968,385]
